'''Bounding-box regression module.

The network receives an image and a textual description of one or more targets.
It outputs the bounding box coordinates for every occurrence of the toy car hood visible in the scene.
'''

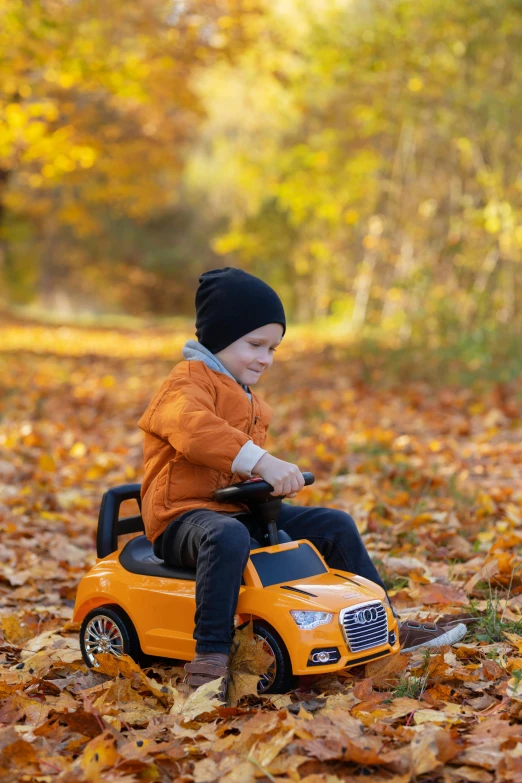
[263,572,387,613]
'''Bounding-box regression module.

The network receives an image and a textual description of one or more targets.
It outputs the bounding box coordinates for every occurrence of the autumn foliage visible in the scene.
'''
[1,320,522,781]
[1,0,522,338]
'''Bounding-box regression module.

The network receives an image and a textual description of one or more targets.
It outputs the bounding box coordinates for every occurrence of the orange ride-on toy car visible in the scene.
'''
[74,472,400,693]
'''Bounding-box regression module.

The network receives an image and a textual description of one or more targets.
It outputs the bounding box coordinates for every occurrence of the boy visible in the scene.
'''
[138,268,466,695]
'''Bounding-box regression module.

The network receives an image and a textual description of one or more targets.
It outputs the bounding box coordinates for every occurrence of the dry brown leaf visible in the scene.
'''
[382,555,429,575]
[227,671,261,706]
[482,658,504,681]
[249,727,294,767]
[410,725,454,775]
[444,766,493,782]
[192,757,220,783]
[321,691,358,712]
[353,677,373,700]
[267,753,309,776]
[365,653,409,688]
[417,583,468,606]
[456,744,506,771]
[0,725,39,776]
[238,709,282,744]
[267,692,293,709]
[118,703,167,726]
[342,736,391,766]
[4,325,522,782]
[174,677,224,720]
[315,708,364,742]
[93,652,172,704]
[0,615,34,645]
[219,759,257,783]
[372,696,423,722]
[301,737,346,761]
[464,559,501,593]
[227,621,275,705]
[412,708,461,725]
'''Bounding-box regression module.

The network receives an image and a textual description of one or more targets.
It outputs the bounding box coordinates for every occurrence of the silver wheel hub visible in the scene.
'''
[83,614,124,667]
[255,634,277,693]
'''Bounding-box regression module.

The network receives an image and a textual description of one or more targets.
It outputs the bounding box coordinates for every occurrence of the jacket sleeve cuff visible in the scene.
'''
[231,441,267,477]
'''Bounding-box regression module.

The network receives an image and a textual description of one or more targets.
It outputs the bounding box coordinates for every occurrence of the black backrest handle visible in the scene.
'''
[96,484,144,559]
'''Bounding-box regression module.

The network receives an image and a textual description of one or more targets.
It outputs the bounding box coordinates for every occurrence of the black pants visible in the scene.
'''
[155,504,393,654]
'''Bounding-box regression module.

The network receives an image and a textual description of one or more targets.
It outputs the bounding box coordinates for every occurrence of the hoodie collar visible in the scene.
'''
[182,340,251,399]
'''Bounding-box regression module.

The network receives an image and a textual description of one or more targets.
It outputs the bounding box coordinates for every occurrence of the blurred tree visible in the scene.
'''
[2,0,522,339]
[190,0,522,338]
[0,0,260,309]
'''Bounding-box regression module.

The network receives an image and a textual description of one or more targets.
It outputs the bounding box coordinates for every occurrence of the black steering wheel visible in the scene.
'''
[214,472,315,503]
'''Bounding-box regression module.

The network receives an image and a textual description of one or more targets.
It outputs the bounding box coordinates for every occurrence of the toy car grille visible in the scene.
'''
[340,601,388,653]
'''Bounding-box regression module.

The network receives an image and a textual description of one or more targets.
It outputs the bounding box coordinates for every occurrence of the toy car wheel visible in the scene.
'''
[80,605,141,668]
[253,621,297,694]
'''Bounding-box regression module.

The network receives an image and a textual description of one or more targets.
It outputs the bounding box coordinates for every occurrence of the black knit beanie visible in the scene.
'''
[195,267,286,354]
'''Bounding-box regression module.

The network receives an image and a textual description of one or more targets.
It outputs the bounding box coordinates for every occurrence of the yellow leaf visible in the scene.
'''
[38,453,56,472]
[372,697,423,721]
[0,616,33,645]
[413,708,460,724]
[344,208,359,224]
[408,77,424,92]
[249,728,294,767]
[70,442,87,458]
[477,530,495,543]
[176,677,224,720]
[93,653,171,704]
[79,734,118,782]
[504,634,522,654]
[410,725,445,775]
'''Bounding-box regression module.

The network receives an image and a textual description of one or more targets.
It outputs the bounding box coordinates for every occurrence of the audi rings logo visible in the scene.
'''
[353,607,379,625]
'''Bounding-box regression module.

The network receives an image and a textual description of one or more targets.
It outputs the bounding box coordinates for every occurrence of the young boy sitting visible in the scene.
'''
[138,267,466,695]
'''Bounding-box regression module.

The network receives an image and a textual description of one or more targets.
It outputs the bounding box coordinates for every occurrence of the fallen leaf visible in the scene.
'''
[411,725,458,774]
[445,766,493,782]
[365,653,409,688]
[417,583,468,606]
[176,678,224,720]
[249,727,294,766]
[78,733,119,783]
[227,622,275,705]
[465,559,500,593]
[372,697,423,722]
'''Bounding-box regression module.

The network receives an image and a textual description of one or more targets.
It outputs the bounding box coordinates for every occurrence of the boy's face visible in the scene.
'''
[215,323,284,386]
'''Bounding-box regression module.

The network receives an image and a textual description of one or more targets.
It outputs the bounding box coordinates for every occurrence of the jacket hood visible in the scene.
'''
[182,339,251,399]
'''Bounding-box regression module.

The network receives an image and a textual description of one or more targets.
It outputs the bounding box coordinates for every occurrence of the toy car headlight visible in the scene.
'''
[290,611,333,630]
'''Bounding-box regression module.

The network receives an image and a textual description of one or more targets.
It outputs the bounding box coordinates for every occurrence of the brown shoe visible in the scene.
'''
[184,652,230,701]
[399,619,467,653]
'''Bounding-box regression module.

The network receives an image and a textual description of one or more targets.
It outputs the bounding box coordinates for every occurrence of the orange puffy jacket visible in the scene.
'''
[137,360,273,542]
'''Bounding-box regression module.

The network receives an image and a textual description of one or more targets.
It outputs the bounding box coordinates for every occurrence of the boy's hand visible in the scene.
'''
[252,453,305,498]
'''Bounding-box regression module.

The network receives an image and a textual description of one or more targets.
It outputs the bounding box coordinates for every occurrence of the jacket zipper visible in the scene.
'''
[249,395,257,436]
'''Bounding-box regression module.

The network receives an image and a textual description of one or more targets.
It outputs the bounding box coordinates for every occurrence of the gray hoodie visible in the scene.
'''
[181,339,266,477]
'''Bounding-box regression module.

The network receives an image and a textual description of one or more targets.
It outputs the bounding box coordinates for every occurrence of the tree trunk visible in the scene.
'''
[350,215,384,331]
[0,168,10,308]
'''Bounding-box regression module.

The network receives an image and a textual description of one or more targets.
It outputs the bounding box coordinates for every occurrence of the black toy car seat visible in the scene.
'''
[98,484,292,581]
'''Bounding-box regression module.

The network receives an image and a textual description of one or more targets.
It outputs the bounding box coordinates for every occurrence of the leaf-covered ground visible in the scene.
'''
[1,322,522,782]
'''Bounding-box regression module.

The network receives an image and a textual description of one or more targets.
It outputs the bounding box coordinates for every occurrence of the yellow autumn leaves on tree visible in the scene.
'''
[0,0,520,340]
